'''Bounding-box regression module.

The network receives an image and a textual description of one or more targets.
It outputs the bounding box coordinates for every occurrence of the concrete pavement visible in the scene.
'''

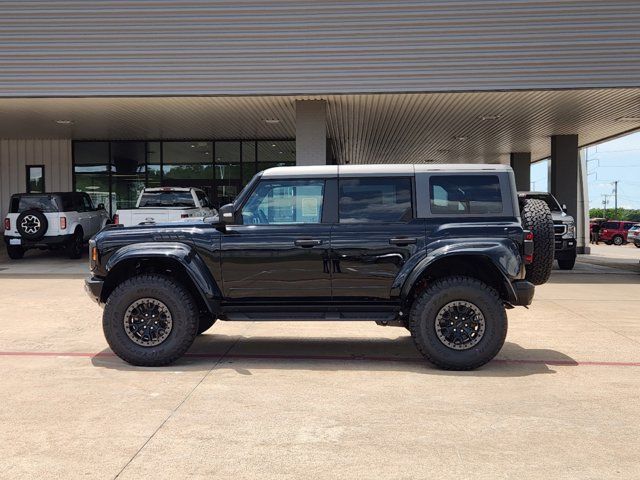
[0,257,639,479]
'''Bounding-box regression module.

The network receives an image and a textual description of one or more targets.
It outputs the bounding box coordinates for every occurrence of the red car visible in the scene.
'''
[599,221,637,245]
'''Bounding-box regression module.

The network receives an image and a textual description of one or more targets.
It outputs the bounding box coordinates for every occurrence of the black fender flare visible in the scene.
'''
[395,238,523,303]
[103,242,222,313]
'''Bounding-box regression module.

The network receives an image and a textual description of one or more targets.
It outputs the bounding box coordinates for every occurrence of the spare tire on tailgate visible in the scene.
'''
[520,198,554,285]
[16,209,48,241]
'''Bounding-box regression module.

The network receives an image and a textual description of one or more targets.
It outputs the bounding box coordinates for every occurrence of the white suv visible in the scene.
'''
[3,192,110,259]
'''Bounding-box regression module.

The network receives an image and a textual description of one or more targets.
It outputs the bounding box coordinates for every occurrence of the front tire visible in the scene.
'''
[7,245,25,260]
[103,274,199,366]
[634,241,640,248]
[557,256,576,270]
[409,276,507,370]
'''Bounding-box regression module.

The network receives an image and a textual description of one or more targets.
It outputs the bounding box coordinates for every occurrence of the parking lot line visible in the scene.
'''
[1,350,639,367]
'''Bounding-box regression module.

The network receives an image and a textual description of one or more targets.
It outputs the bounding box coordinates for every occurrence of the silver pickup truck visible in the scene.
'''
[113,187,217,227]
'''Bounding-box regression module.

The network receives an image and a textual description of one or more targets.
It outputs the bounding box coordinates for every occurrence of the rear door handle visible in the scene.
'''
[294,238,323,248]
[389,237,417,246]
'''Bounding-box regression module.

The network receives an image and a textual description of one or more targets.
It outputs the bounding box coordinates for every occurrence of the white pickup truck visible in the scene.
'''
[113,187,216,227]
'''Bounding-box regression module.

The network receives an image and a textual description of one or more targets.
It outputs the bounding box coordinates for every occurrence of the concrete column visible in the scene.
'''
[510,152,531,191]
[550,134,588,253]
[295,100,327,166]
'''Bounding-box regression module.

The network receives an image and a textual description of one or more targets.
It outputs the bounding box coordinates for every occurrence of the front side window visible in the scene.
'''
[241,179,324,225]
[430,175,502,214]
[339,177,412,223]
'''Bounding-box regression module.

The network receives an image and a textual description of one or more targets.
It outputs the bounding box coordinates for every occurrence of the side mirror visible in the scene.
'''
[561,203,568,212]
[97,203,105,211]
[218,203,237,225]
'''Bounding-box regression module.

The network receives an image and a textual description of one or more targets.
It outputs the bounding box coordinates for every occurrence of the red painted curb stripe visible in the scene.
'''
[0,350,639,367]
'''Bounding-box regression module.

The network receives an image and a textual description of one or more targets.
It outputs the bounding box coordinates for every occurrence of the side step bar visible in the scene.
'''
[219,311,401,325]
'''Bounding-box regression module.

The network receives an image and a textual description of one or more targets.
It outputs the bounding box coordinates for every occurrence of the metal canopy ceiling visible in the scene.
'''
[0,88,638,164]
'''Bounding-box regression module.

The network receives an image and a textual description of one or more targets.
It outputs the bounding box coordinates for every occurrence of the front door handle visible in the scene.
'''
[294,238,323,248]
[389,237,417,246]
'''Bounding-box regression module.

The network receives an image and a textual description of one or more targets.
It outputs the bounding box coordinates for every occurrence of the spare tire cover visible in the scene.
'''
[520,198,555,285]
[16,209,49,241]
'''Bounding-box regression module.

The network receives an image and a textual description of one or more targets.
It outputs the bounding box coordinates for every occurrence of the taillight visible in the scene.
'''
[113,214,119,225]
[523,231,534,264]
[60,216,67,230]
[180,213,189,218]
[3,218,9,231]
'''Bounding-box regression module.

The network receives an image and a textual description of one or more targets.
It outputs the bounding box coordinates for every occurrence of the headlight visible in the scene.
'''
[563,222,575,238]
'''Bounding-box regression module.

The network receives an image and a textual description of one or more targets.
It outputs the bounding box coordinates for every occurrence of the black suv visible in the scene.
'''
[86,165,553,370]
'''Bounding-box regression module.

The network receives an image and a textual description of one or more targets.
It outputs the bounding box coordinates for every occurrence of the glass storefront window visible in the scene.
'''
[73,139,294,215]
[215,142,241,207]
[74,142,113,213]
[257,140,296,172]
[111,142,147,213]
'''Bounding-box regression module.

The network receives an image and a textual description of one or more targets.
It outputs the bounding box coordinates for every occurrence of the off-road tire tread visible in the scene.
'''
[103,274,198,366]
[520,198,554,285]
[409,276,507,371]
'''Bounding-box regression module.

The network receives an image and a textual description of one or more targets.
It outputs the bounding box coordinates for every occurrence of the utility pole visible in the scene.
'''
[612,180,619,219]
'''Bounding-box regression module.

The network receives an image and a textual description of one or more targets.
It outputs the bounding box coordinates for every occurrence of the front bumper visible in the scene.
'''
[511,280,535,306]
[85,276,104,304]
[4,234,73,248]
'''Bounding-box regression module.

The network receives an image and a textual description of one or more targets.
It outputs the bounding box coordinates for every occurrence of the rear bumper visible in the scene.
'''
[4,234,73,248]
[84,276,104,304]
[511,280,535,306]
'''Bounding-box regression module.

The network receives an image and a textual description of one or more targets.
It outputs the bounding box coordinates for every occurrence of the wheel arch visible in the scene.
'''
[101,243,221,315]
[400,249,519,306]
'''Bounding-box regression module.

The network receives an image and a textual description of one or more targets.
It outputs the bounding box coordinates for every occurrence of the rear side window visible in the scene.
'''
[196,190,211,208]
[603,222,620,229]
[338,177,412,223]
[430,175,502,215]
[9,195,60,213]
[623,223,634,230]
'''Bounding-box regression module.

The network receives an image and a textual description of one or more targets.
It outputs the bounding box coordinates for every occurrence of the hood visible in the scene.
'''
[551,211,574,223]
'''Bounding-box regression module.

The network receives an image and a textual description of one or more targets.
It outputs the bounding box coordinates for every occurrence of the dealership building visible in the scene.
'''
[1,1,640,252]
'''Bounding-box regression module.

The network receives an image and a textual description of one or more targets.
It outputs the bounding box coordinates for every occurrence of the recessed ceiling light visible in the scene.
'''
[453,136,468,141]
[616,116,640,122]
[437,149,452,154]
[478,114,502,121]
[271,143,277,147]
[264,119,280,124]
[54,119,74,125]
[190,144,195,148]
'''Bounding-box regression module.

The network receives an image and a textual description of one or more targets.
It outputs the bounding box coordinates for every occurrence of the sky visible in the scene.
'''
[530,130,640,210]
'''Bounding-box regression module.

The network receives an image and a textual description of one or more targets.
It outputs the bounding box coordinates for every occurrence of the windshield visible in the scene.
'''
[138,191,195,208]
[521,193,562,212]
[9,195,60,213]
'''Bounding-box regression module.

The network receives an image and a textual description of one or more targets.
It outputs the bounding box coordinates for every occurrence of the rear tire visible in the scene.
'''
[66,229,83,259]
[557,256,576,270]
[7,245,25,260]
[409,276,507,370]
[520,198,555,285]
[612,235,624,246]
[103,274,199,366]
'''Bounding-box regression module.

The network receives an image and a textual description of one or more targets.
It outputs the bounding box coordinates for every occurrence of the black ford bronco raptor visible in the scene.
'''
[85,164,554,370]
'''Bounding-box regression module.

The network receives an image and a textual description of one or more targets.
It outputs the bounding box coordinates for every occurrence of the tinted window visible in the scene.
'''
[139,191,195,208]
[339,177,412,223]
[623,223,634,230]
[430,175,502,214]
[603,222,620,229]
[10,195,60,213]
[242,179,324,224]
